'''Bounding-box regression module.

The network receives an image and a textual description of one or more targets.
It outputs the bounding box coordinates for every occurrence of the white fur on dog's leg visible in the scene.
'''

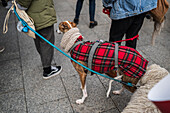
[107,80,113,98]
[113,87,124,95]
[114,75,122,80]
[76,85,87,104]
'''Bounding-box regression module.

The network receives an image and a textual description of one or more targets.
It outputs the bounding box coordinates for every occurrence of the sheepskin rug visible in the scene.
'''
[122,64,169,113]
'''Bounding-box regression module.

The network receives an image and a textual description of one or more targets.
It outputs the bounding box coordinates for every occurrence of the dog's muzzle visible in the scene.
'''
[56,28,62,34]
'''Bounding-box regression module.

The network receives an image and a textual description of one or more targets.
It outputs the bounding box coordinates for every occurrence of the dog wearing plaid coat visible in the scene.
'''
[58,21,148,104]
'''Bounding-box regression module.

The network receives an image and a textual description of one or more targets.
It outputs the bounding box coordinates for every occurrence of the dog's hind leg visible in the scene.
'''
[152,20,165,46]
[71,60,88,104]
[107,80,113,97]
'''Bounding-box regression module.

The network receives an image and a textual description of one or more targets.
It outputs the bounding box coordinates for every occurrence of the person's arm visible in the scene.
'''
[102,0,114,8]
[16,0,32,9]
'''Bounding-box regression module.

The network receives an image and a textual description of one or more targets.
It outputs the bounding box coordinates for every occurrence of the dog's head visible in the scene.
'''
[58,21,77,33]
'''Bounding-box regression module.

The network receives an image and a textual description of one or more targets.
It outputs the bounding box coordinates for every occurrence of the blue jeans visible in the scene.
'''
[75,0,96,21]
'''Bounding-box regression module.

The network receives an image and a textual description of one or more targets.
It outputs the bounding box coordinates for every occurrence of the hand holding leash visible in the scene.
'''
[103,8,111,17]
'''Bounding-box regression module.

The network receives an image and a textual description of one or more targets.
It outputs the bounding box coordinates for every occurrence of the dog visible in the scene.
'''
[145,14,165,46]
[122,64,169,113]
[58,21,149,104]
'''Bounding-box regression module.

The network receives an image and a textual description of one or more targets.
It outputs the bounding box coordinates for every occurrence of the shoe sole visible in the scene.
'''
[0,47,5,53]
[43,67,62,80]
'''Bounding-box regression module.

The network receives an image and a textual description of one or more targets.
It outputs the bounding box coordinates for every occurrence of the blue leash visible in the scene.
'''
[13,7,134,87]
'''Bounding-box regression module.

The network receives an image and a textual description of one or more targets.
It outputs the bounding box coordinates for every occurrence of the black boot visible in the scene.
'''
[73,18,79,25]
[89,21,98,28]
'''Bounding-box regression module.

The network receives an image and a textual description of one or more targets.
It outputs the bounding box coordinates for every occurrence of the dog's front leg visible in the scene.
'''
[76,71,88,104]
[72,60,88,104]
[76,84,87,104]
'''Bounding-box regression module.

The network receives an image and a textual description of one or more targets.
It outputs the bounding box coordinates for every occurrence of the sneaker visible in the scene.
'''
[73,18,79,25]
[0,46,5,53]
[89,21,98,28]
[43,66,62,79]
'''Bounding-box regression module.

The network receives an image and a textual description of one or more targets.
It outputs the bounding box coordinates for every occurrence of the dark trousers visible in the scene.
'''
[34,25,54,68]
[75,0,96,21]
[109,13,146,49]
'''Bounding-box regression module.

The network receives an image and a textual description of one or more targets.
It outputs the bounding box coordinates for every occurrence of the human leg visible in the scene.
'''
[34,26,54,68]
[34,25,62,79]
[74,0,84,24]
[89,0,97,28]
[89,0,95,21]
[125,13,146,49]
[109,19,130,45]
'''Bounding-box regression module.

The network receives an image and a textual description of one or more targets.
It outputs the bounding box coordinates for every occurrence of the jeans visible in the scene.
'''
[75,0,96,21]
[109,13,146,49]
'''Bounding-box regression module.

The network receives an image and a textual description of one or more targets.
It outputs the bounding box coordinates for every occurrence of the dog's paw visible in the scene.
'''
[76,99,84,104]
[113,90,121,95]
[106,92,110,98]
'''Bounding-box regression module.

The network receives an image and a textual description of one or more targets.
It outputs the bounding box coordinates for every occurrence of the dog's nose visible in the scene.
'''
[56,29,62,34]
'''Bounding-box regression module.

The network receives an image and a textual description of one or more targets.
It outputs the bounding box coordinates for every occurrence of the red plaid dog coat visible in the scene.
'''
[70,36,149,78]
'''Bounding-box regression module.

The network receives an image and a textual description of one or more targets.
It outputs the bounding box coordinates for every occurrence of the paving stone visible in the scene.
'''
[0,59,23,94]
[137,29,153,47]
[21,67,67,107]
[28,98,73,113]
[93,24,110,41]
[137,49,156,66]
[139,44,170,69]
[0,0,170,112]
[0,90,26,113]
[18,33,68,109]
[61,74,117,112]
[18,32,42,69]
[158,31,170,51]
[95,12,111,25]
[54,0,73,12]
[78,25,99,41]
[101,108,120,113]
[0,13,19,61]
[98,76,132,112]
[57,15,76,24]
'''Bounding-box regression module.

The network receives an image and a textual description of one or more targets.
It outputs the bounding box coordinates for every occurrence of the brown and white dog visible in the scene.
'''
[58,21,148,104]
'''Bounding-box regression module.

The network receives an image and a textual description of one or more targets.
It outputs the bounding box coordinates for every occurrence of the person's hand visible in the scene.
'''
[102,8,111,17]
[5,0,12,9]
[5,0,27,11]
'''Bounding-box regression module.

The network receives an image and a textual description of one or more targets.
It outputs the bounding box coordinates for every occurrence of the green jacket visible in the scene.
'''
[17,0,57,30]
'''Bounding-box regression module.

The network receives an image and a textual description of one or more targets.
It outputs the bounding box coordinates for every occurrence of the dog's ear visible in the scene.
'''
[71,22,77,27]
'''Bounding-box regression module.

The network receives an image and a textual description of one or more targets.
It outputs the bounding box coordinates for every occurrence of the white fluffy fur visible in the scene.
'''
[121,64,169,113]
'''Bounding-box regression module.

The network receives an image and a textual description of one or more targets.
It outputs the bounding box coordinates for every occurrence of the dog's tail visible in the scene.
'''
[151,18,165,46]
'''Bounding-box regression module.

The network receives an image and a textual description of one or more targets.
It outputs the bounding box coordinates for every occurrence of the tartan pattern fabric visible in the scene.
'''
[70,36,148,78]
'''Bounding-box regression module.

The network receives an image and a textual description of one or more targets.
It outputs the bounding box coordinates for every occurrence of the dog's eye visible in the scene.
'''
[63,25,68,29]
